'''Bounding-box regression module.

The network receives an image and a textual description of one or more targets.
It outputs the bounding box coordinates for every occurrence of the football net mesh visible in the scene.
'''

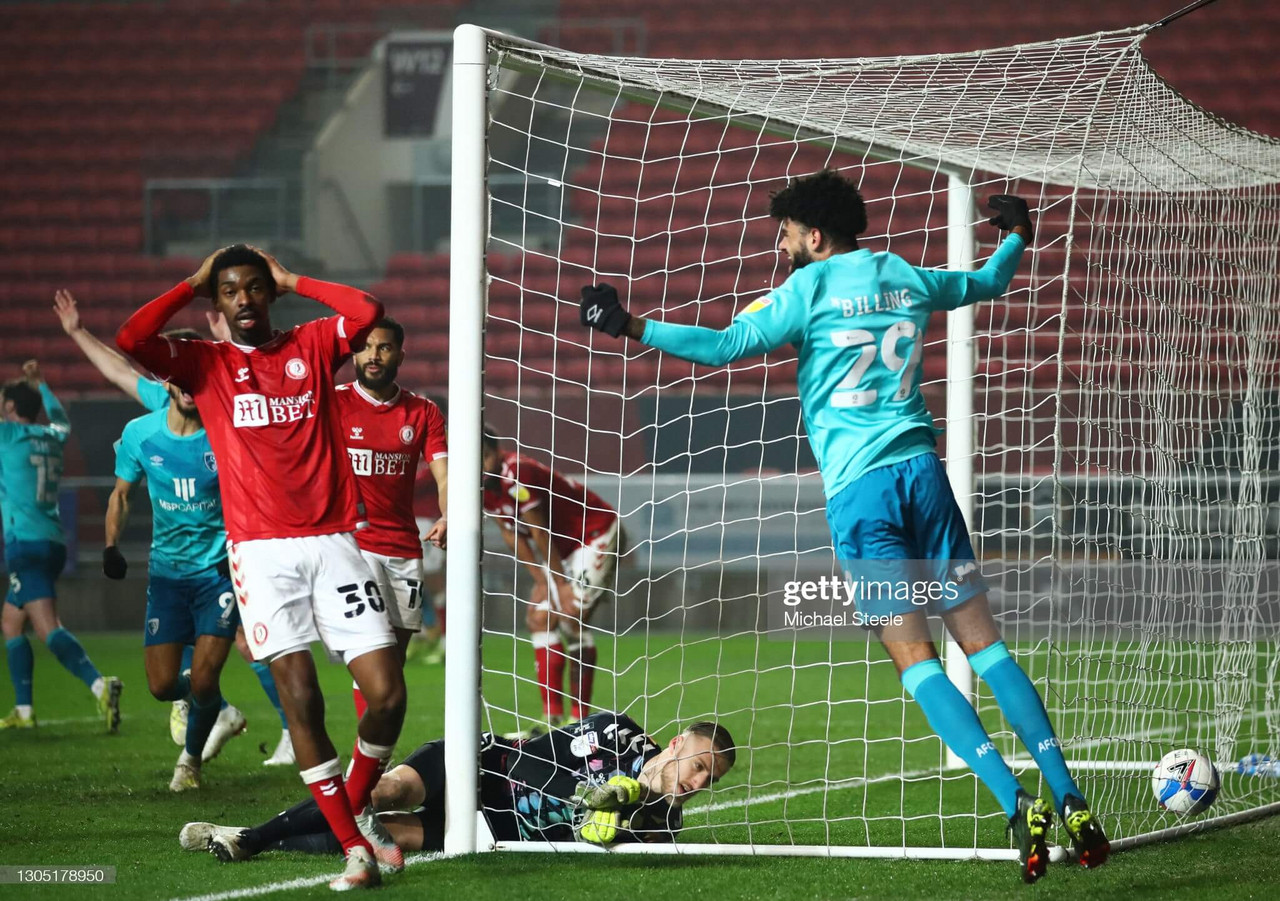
[467,26,1280,852]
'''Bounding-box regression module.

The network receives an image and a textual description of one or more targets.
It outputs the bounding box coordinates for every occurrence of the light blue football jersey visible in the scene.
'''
[0,384,71,546]
[114,410,225,579]
[642,234,1025,497]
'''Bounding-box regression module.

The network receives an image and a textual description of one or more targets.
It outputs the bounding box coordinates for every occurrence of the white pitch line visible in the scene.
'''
[693,766,939,813]
[36,715,101,726]
[168,853,442,901]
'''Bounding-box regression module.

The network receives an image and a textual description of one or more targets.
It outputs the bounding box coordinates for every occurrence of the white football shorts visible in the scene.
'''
[559,517,620,611]
[360,550,426,632]
[229,532,395,664]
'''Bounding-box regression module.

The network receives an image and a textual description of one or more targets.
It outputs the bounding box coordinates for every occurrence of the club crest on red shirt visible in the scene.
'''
[285,358,308,380]
[399,425,415,445]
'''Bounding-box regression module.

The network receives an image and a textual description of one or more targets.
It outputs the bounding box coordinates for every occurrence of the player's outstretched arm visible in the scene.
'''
[54,290,146,403]
[925,195,1036,310]
[580,283,786,367]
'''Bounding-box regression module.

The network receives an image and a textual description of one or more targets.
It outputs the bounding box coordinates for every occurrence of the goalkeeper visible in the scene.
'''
[179,712,735,860]
[579,170,1107,883]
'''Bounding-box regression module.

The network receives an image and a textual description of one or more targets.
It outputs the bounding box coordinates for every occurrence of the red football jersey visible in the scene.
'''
[482,451,616,559]
[336,382,447,558]
[137,316,364,543]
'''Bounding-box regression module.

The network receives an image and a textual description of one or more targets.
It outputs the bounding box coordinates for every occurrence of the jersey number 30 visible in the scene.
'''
[830,322,922,408]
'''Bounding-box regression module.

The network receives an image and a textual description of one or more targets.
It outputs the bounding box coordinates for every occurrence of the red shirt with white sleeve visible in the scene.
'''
[335,382,447,559]
[482,451,616,559]
[116,277,382,543]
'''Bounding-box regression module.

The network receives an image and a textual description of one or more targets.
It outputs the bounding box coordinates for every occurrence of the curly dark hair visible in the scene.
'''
[768,169,867,249]
[207,245,275,298]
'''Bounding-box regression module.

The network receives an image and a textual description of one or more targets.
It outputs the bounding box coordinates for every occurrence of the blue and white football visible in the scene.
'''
[1152,748,1220,816]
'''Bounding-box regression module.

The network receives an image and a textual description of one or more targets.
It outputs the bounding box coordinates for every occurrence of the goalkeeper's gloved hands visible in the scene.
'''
[573,775,642,810]
[103,546,128,581]
[580,283,632,338]
[986,195,1034,239]
[577,809,625,846]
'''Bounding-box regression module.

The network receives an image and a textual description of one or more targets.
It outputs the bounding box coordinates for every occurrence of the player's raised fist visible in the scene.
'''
[580,283,631,338]
[986,195,1034,239]
[103,546,128,580]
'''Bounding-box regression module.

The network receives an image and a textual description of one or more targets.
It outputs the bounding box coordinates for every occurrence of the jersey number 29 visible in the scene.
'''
[830,322,922,408]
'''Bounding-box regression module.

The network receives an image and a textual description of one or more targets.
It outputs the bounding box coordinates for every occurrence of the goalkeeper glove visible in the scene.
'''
[986,195,1033,237]
[577,809,625,845]
[580,283,632,338]
[574,774,643,810]
[103,546,128,581]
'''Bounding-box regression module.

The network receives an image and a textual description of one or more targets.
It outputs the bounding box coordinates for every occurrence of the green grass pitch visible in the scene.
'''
[1,633,1277,900]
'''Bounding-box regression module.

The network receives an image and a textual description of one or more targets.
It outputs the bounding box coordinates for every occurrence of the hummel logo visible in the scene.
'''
[234,367,251,383]
[319,780,339,797]
[350,427,364,440]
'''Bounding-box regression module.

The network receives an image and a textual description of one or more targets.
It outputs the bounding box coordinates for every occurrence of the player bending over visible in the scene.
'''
[54,289,293,768]
[482,428,621,733]
[336,316,448,717]
[1,361,121,732]
[578,170,1108,882]
[117,245,407,891]
[180,713,735,860]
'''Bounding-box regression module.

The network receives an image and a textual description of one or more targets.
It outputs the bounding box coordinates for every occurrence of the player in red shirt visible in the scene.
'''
[116,245,405,890]
[481,428,621,734]
[336,316,447,715]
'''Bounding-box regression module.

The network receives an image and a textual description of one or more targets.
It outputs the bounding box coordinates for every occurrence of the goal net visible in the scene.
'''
[445,23,1280,858]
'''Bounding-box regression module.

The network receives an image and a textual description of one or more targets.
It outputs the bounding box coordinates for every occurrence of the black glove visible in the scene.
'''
[103,546,128,580]
[580,283,631,338]
[216,558,230,580]
[986,195,1033,235]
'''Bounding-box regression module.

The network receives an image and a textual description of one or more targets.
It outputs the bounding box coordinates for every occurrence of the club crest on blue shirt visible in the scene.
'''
[204,452,218,474]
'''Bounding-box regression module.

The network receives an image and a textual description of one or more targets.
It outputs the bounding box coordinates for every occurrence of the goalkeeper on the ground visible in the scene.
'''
[578,170,1108,883]
[179,712,735,860]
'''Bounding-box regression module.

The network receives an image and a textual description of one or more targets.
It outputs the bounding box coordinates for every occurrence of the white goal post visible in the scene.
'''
[446,22,1280,859]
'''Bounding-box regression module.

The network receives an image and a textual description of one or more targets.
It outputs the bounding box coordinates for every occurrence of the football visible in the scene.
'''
[1152,748,1221,816]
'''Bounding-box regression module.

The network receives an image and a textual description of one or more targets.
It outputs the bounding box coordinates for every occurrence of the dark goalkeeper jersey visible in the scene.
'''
[487,712,682,843]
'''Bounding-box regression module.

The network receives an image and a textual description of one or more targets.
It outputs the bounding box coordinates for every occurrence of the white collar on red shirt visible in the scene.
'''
[353,381,402,408]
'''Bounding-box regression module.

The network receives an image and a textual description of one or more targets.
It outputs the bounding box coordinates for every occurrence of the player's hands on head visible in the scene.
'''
[576,809,624,845]
[22,360,42,386]
[187,247,228,298]
[580,283,632,338]
[246,245,297,295]
[574,775,642,810]
[53,289,82,334]
[986,195,1034,240]
[103,546,128,580]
